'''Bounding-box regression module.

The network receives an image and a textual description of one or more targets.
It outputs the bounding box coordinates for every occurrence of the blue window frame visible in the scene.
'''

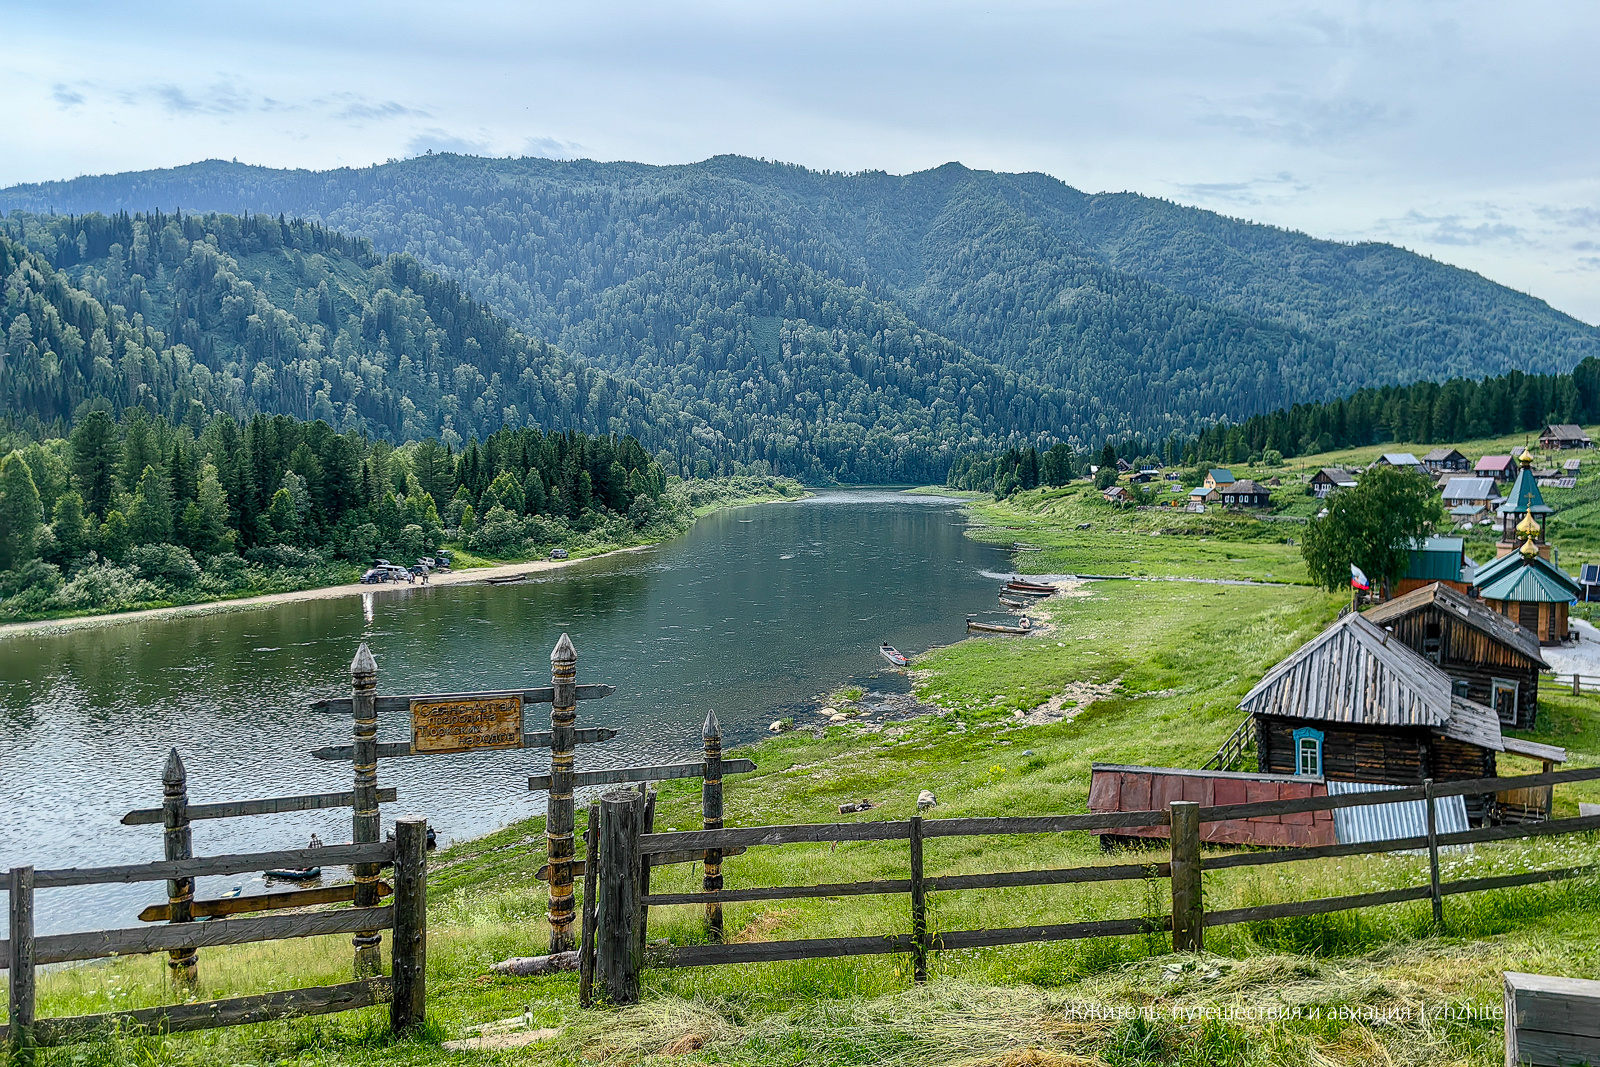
[1293,726,1324,776]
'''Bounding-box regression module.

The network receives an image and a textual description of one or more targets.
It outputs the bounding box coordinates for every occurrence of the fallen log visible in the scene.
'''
[491,951,579,977]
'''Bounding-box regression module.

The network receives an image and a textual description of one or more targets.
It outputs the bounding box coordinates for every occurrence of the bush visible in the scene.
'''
[469,505,526,554]
[128,543,201,587]
[46,563,161,611]
[244,543,321,569]
[0,559,62,599]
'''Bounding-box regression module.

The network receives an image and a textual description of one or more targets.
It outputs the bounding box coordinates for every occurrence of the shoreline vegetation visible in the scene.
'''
[0,475,804,638]
[10,467,1600,1065]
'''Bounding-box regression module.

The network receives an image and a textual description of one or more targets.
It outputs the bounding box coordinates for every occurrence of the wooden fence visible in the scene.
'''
[1,820,428,1059]
[580,766,1600,1003]
[1541,671,1600,696]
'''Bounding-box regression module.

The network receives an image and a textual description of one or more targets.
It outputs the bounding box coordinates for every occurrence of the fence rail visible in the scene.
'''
[588,765,1600,1003]
[3,826,424,1057]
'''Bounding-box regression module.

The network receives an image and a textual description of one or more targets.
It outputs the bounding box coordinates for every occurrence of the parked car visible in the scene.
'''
[551,548,570,560]
[360,567,390,584]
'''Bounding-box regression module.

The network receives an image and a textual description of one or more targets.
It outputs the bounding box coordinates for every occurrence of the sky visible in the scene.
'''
[3,1,1598,323]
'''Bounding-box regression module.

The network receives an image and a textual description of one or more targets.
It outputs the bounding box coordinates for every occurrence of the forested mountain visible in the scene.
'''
[5,155,1595,453]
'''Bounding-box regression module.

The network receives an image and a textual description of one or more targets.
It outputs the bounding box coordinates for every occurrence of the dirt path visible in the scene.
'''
[0,546,653,641]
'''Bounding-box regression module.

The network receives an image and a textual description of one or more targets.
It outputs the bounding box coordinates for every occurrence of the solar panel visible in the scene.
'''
[1581,564,1600,586]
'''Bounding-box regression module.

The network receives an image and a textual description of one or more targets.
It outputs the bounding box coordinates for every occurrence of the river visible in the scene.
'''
[0,489,1013,934]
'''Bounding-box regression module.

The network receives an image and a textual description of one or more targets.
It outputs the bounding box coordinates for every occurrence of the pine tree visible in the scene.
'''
[0,452,44,570]
[127,465,174,544]
[192,462,232,553]
[49,491,89,564]
[99,510,131,562]
[70,409,122,519]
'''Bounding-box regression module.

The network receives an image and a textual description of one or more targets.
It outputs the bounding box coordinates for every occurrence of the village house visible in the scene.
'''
[1373,452,1424,473]
[1365,581,1547,728]
[1203,468,1236,489]
[1102,485,1133,504]
[1240,611,1506,822]
[1450,503,1490,527]
[1422,447,1471,473]
[1310,467,1357,497]
[1538,423,1593,450]
[1219,479,1271,508]
[1441,476,1499,509]
[1475,454,1516,482]
[1396,535,1472,597]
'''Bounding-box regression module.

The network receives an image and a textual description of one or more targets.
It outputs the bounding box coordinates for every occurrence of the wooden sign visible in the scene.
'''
[410,695,524,754]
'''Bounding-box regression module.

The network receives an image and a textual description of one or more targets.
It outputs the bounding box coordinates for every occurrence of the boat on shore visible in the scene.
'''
[967,616,1032,635]
[484,574,530,585]
[879,643,909,667]
[263,866,322,881]
[998,593,1033,609]
[1004,580,1057,595]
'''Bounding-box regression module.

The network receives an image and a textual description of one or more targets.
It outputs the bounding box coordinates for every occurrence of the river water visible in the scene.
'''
[0,490,1012,934]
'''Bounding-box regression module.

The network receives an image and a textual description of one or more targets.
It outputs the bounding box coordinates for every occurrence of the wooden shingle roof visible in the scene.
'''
[1364,581,1548,667]
[1239,612,1503,751]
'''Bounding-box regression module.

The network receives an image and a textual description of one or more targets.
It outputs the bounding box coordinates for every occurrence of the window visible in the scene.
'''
[1293,726,1324,776]
[1452,678,1470,699]
[1492,679,1519,725]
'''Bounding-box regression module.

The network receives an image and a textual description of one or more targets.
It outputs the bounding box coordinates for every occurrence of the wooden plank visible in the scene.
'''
[1169,802,1203,952]
[32,842,393,888]
[1200,765,1600,823]
[535,845,748,882]
[389,819,427,1034]
[311,728,616,760]
[909,816,927,983]
[1203,835,1428,871]
[1204,886,1434,927]
[309,684,616,714]
[645,879,912,906]
[528,759,755,792]
[1506,970,1600,1039]
[932,916,1168,951]
[660,933,915,967]
[923,811,1173,836]
[121,788,398,826]
[1439,866,1597,899]
[27,979,391,1046]
[641,809,1171,854]
[9,866,35,1061]
[35,907,396,965]
[138,881,392,922]
[928,863,1170,892]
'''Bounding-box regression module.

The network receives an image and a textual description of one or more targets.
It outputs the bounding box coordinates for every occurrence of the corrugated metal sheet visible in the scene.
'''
[1327,780,1469,846]
[1477,558,1582,603]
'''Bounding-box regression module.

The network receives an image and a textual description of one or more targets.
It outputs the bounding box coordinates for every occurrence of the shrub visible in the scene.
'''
[244,543,321,569]
[128,543,201,587]
[470,505,526,554]
[47,563,161,611]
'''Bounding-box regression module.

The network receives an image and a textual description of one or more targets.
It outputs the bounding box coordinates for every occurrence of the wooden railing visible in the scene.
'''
[1540,671,1600,696]
[578,766,1600,1003]
[1,821,428,1058]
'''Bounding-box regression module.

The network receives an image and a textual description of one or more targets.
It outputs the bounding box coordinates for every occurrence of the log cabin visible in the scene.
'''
[1240,611,1506,822]
[1363,581,1547,728]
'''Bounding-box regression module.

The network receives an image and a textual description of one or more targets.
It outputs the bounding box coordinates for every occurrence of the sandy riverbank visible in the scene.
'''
[0,546,654,641]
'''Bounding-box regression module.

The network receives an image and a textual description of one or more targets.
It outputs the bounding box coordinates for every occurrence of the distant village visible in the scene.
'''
[1090,422,1592,849]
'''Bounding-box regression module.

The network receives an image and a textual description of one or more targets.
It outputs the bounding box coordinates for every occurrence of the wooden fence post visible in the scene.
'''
[350,643,384,977]
[909,815,928,983]
[162,748,199,989]
[390,817,427,1036]
[1169,801,1203,953]
[636,788,656,964]
[596,787,644,1005]
[701,710,724,943]
[1425,778,1443,926]
[1574,673,1582,697]
[578,802,600,1008]
[9,866,35,1065]
[547,634,578,954]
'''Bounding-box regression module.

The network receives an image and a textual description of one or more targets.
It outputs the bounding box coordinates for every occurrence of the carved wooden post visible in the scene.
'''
[390,817,428,1035]
[596,787,644,1005]
[909,815,928,983]
[162,748,198,988]
[1169,801,1203,953]
[547,633,578,953]
[9,866,35,1065]
[1425,778,1443,926]
[578,801,600,1008]
[701,710,724,943]
[350,642,384,977]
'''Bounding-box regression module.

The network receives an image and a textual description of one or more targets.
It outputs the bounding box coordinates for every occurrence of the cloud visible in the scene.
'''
[402,130,584,160]
[1197,92,1401,148]
[405,129,495,157]
[1379,210,1523,247]
[1173,171,1311,206]
[331,97,428,121]
[51,84,84,107]
[153,81,262,115]
[522,135,583,160]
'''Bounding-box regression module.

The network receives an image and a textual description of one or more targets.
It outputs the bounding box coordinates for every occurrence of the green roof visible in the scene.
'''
[1404,536,1465,581]
[1476,554,1582,603]
[1497,465,1554,516]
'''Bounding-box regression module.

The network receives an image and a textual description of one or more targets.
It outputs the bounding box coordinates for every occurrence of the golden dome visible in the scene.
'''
[1520,536,1539,559]
[1518,448,1536,468]
[1517,512,1541,539]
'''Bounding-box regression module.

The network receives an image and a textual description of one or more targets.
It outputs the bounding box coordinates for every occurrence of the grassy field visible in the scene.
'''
[18,557,1600,1066]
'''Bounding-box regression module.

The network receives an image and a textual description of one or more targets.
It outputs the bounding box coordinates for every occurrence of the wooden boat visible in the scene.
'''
[879,643,909,667]
[998,593,1032,609]
[1004,580,1057,595]
[484,573,529,585]
[967,616,1032,635]
[263,867,322,881]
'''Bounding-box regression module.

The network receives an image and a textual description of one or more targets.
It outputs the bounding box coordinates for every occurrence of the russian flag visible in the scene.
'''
[1350,564,1370,591]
